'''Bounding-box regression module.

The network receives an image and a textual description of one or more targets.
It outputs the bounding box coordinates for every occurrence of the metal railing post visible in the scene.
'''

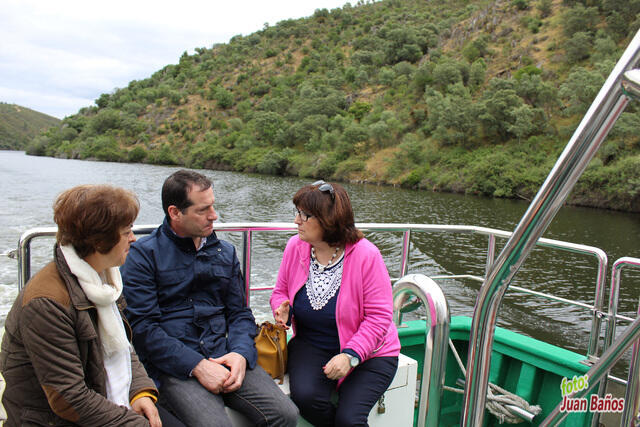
[587,250,608,360]
[610,257,640,426]
[399,230,411,278]
[622,299,640,427]
[485,234,496,276]
[18,226,58,290]
[242,230,252,306]
[393,274,450,427]
[587,250,608,427]
[18,236,31,291]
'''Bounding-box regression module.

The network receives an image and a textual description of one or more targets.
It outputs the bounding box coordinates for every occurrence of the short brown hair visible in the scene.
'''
[53,185,139,258]
[162,169,212,218]
[293,182,363,246]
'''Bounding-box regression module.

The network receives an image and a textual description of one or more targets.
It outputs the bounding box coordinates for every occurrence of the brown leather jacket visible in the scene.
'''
[0,246,157,426]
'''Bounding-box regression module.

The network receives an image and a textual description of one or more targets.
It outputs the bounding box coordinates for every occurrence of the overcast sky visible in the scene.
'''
[0,0,351,119]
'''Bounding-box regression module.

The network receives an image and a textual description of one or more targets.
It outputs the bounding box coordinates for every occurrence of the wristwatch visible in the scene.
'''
[343,353,360,368]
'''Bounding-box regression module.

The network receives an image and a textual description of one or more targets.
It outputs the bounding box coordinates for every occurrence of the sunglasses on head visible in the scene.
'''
[312,180,335,201]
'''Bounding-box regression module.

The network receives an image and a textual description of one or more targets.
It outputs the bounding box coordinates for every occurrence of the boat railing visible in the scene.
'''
[15,221,631,425]
[392,273,450,427]
[18,223,608,353]
[540,257,640,426]
[461,27,640,426]
[607,257,640,426]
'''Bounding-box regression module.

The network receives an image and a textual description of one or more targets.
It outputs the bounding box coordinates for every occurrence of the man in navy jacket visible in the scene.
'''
[121,170,297,427]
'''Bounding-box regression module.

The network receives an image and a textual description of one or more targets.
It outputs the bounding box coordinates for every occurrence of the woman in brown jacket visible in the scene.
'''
[0,185,179,426]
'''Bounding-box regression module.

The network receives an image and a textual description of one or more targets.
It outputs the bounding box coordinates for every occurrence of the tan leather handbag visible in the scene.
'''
[255,321,287,384]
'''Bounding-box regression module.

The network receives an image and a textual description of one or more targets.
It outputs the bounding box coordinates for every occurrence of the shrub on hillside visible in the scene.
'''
[128,146,147,163]
[513,0,529,10]
[256,149,289,175]
[566,32,593,63]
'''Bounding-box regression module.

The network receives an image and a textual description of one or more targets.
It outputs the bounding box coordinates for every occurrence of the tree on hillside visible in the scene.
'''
[515,74,559,115]
[479,81,526,141]
[381,27,425,64]
[469,58,487,91]
[559,67,605,116]
[462,35,490,62]
[563,4,599,37]
[425,85,477,146]
[566,32,593,63]
[251,111,285,143]
[88,109,121,135]
[508,104,540,142]
[432,60,463,91]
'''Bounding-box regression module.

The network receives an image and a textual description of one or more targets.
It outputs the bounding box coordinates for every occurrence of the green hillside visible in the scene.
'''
[27,0,640,211]
[0,103,60,150]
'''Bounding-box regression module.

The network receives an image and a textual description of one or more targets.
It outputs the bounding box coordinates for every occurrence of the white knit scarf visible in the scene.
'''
[60,244,129,356]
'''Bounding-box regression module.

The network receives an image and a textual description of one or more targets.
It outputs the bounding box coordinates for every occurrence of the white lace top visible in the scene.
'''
[306,251,345,310]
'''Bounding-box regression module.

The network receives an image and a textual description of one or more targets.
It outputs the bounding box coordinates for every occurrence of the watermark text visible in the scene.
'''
[559,375,624,414]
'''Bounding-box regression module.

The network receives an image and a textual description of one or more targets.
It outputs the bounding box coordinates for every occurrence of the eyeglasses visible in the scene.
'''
[293,207,313,221]
[312,180,335,201]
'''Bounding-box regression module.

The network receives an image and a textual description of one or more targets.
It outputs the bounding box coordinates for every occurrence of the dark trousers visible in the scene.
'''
[157,404,186,427]
[287,337,398,427]
[158,365,298,427]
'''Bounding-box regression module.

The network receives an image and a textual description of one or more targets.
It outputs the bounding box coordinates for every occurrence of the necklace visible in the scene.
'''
[311,246,339,273]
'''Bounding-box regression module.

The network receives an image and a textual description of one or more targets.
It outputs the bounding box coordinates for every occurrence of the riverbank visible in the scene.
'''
[41,138,638,214]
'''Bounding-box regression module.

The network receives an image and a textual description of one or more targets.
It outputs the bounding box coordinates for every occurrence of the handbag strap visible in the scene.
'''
[273,332,285,383]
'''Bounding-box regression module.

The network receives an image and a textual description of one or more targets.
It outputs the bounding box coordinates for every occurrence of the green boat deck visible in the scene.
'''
[398,316,595,426]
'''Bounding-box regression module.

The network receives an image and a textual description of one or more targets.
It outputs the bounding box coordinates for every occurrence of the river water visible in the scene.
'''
[1,150,639,372]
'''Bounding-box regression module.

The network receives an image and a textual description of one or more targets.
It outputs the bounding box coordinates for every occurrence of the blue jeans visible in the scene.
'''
[158,365,298,427]
[288,337,398,426]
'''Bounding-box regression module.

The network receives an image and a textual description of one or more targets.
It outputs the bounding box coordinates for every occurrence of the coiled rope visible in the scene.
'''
[443,339,542,424]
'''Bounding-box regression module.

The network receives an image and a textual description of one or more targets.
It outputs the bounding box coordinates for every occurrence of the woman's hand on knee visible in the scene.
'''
[131,397,162,427]
[323,353,351,380]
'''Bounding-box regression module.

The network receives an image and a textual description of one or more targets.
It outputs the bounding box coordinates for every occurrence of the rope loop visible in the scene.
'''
[446,339,542,424]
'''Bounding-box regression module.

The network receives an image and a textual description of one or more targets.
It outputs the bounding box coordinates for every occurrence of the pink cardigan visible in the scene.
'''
[270,235,401,364]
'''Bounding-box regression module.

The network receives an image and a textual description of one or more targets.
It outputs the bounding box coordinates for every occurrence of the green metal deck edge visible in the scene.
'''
[398,316,590,378]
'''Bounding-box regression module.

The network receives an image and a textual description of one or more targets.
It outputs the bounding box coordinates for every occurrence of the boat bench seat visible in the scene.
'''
[225,353,417,426]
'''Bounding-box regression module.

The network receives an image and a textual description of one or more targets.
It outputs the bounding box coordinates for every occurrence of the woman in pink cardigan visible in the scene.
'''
[271,181,400,426]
